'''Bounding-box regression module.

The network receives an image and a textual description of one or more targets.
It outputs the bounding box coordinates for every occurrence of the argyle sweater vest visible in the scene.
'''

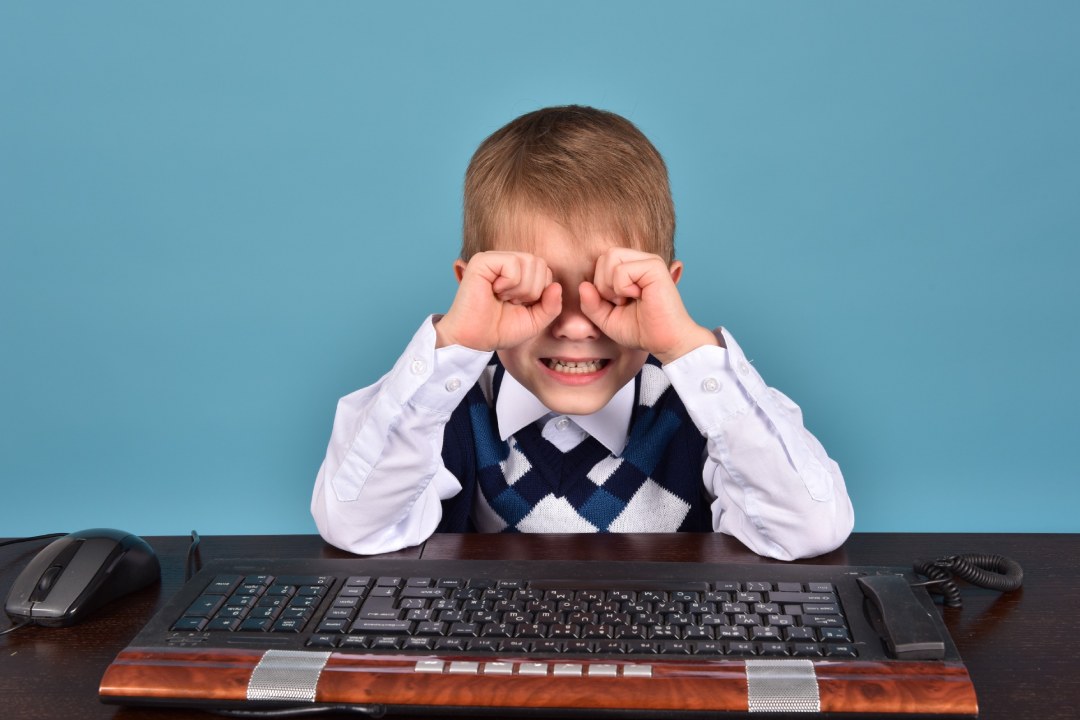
[436,357,712,534]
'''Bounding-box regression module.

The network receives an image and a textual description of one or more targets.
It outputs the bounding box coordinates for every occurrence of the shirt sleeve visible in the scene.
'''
[662,328,854,560]
[311,316,492,554]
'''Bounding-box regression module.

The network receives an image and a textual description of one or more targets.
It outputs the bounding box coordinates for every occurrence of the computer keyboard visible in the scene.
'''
[100,558,978,717]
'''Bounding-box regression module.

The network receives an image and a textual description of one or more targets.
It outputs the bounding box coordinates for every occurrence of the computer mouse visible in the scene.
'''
[4,528,160,627]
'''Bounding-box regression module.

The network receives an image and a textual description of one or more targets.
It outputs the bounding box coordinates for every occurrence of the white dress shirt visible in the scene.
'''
[311,317,854,560]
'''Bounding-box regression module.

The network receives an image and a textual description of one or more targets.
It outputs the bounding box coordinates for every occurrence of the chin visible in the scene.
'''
[537,392,610,416]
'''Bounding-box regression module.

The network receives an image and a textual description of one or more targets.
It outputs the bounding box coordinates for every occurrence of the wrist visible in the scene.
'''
[654,326,719,365]
[433,315,461,349]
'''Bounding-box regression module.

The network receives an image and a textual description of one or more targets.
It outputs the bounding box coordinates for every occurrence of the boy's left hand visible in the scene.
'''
[579,248,718,365]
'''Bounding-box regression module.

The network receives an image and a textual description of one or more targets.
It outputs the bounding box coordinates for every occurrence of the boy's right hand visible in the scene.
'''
[435,251,563,351]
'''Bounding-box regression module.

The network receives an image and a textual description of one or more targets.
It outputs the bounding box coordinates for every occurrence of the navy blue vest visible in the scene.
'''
[437,357,712,533]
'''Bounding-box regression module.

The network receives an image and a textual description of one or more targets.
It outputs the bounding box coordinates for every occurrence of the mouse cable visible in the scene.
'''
[0,619,32,636]
[185,530,202,582]
[912,553,1024,609]
[0,533,66,549]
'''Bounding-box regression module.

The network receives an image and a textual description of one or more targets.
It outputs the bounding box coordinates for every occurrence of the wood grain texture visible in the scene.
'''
[99,647,976,715]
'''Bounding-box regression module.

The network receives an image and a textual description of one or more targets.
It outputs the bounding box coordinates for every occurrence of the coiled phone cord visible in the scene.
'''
[913,553,1024,608]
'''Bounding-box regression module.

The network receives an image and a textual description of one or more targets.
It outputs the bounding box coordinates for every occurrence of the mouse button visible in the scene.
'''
[31,565,65,601]
[3,536,75,617]
[30,538,119,620]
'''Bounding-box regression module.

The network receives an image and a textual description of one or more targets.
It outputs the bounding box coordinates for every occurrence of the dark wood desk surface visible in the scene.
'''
[2,532,1077,719]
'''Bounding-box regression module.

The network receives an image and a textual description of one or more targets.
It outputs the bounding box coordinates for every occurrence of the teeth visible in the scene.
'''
[546,359,605,374]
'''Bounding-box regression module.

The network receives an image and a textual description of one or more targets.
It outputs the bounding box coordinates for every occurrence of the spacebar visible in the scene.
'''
[528,580,710,591]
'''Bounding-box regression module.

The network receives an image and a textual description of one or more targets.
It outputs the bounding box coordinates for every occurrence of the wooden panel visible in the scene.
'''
[99,647,260,701]
[817,661,978,715]
[100,647,977,716]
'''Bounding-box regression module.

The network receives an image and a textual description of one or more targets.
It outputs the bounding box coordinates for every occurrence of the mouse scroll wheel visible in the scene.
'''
[32,565,64,601]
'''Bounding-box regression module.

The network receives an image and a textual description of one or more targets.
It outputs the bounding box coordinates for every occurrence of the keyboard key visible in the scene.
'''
[352,619,413,634]
[826,644,858,658]
[416,621,448,636]
[340,635,371,649]
[625,640,658,654]
[370,636,403,650]
[792,642,823,657]
[594,640,625,654]
[184,596,225,618]
[276,576,333,587]
[205,617,241,631]
[307,634,340,648]
[401,587,449,599]
[172,617,208,631]
[693,641,725,655]
[716,626,748,640]
[271,618,306,632]
[767,592,838,604]
[658,641,692,654]
[727,641,756,656]
[357,597,400,620]
[564,640,594,653]
[449,622,480,637]
[820,627,852,643]
[760,642,788,656]
[317,619,349,633]
[784,626,816,642]
[205,576,243,595]
[519,662,549,676]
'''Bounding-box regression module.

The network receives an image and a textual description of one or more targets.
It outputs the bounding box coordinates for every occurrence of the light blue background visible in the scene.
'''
[3,1,1077,539]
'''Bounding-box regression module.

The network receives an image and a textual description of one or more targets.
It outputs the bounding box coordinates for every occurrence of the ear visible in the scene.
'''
[668,260,684,285]
[453,259,467,283]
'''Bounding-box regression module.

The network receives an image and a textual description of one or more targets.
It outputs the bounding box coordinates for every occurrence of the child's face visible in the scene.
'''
[493,214,649,416]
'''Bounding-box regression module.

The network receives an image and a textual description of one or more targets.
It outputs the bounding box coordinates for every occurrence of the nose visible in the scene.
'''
[550,285,599,341]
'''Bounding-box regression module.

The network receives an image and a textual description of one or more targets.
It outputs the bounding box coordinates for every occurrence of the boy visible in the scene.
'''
[312,106,853,560]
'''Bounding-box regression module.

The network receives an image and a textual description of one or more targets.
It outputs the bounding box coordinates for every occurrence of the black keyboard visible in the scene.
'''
[101,558,977,717]
[174,567,860,659]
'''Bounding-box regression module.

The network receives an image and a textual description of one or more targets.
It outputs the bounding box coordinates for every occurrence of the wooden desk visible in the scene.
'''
[2,532,1077,719]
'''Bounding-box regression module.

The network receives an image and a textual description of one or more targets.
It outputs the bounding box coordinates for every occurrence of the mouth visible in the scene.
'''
[542,358,610,375]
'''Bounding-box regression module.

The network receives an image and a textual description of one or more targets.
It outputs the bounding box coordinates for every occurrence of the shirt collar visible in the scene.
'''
[495,371,635,455]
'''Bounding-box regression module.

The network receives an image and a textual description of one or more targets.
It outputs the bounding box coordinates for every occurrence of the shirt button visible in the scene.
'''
[410,359,426,375]
[702,377,721,393]
[555,417,571,431]
[737,360,750,376]
[445,378,461,392]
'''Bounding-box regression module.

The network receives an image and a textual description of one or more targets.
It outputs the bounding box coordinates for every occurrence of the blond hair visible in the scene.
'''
[462,106,675,262]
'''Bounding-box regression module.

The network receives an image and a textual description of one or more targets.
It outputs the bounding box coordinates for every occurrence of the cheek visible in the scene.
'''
[496,347,533,375]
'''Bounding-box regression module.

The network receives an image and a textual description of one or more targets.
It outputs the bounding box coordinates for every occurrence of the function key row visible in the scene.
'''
[307,634,858,658]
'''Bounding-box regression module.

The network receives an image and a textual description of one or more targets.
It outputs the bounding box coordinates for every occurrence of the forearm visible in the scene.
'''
[664,328,854,560]
[311,317,492,554]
